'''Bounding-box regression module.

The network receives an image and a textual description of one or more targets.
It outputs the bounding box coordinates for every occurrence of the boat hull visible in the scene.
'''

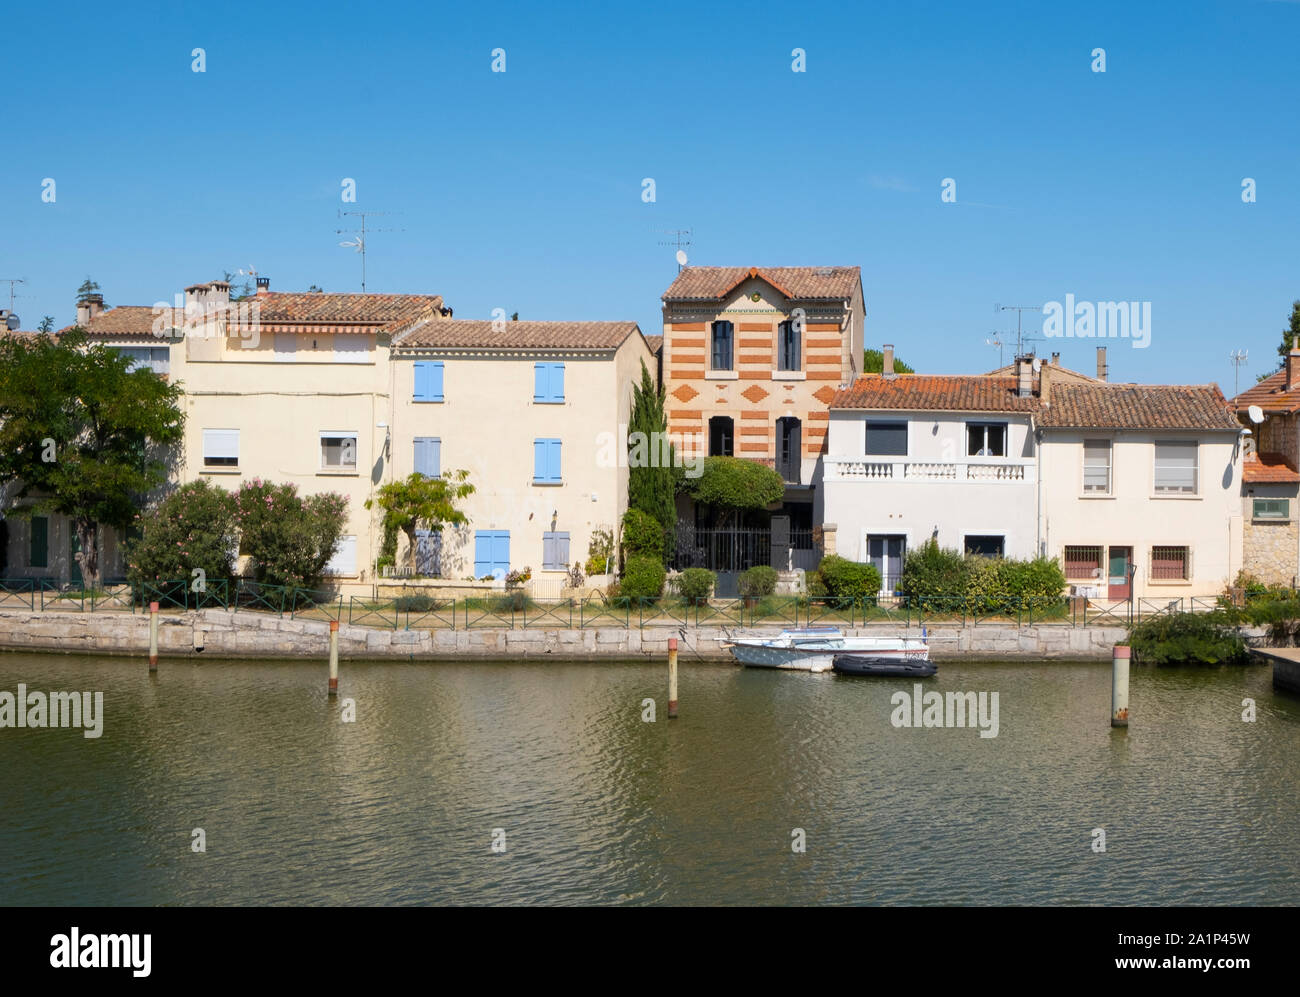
[728,644,837,672]
[831,654,937,677]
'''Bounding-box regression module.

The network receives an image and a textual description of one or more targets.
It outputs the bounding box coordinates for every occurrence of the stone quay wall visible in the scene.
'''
[0,608,1128,662]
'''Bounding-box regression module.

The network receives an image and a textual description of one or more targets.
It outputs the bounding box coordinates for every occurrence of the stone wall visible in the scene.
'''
[0,608,1126,661]
[1242,516,1297,587]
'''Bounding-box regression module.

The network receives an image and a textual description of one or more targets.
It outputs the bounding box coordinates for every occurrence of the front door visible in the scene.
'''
[414,529,441,577]
[1107,546,1132,600]
[867,534,906,594]
[69,532,82,586]
[473,530,510,581]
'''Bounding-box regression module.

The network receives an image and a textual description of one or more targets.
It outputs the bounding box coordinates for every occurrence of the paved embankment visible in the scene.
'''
[0,608,1128,661]
[1248,646,1300,694]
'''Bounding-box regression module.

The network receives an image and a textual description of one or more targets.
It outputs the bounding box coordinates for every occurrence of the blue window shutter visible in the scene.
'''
[551,363,564,402]
[430,361,444,401]
[413,362,428,400]
[414,437,441,477]
[556,532,569,566]
[494,532,510,577]
[534,363,546,402]
[543,533,557,570]
[534,440,546,481]
[548,440,562,482]
[474,531,489,578]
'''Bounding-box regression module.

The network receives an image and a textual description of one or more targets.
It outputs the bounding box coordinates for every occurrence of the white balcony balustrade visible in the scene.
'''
[824,456,1034,483]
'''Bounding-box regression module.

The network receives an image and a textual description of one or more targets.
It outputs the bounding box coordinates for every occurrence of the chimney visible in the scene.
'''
[882,343,895,376]
[256,276,270,296]
[1016,354,1033,398]
[1096,346,1108,382]
[76,293,104,326]
[1039,360,1052,404]
[1050,352,1060,366]
[1287,337,1300,393]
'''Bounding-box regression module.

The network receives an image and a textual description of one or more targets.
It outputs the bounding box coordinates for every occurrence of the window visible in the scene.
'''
[542,531,571,571]
[320,432,358,470]
[413,361,444,402]
[1154,441,1198,494]
[325,536,357,576]
[964,535,1005,558]
[778,320,800,371]
[711,320,734,370]
[29,516,48,569]
[1083,439,1111,493]
[865,421,908,457]
[778,417,801,482]
[534,362,565,403]
[333,333,369,364]
[115,346,169,374]
[534,438,562,483]
[202,429,239,468]
[708,416,734,457]
[1151,545,1190,581]
[967,422,1007,457]
[414,438,441,478]
[1063,545,1104,579]
[474,530,510,580]
[274,334,298,362]
[1253,498,1289,520]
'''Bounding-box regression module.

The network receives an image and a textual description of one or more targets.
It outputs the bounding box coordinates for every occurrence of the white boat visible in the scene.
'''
[724,627,930,674]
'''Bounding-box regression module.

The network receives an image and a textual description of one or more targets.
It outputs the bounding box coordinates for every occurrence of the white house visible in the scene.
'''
[820,365,1041,589]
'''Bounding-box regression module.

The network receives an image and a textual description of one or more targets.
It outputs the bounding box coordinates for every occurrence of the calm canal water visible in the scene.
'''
[1,652,1297,906]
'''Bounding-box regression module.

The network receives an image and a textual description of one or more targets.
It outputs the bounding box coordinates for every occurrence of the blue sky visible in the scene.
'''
[2,0,1297,393]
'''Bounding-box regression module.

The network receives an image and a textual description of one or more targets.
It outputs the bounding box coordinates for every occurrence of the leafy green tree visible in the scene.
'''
[627,359,676,560]
[0,329,184,589]
[364,471,475,571]
[125,480,239,586]
[683,456,785,528]
[1275,300,1300,366]
[236,480,348,589]
[864,348,915,373]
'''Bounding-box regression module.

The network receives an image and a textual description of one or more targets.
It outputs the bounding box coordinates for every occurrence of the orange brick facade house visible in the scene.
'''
[661,266,865,574]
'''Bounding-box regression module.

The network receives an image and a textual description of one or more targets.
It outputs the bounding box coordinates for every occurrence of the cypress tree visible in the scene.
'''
[627,359,676,561]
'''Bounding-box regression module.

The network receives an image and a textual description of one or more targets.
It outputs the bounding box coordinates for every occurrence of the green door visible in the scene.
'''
[69,532,82,586]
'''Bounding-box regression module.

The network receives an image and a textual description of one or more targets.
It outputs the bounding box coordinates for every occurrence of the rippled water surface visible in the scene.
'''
[1,653,1297,905]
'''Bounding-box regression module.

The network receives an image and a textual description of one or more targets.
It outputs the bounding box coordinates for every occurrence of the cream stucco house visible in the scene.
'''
[388,318,655,589]
[171,279,447,590]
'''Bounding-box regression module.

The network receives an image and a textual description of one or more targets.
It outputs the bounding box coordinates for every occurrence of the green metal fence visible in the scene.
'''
[0,578,1215,631]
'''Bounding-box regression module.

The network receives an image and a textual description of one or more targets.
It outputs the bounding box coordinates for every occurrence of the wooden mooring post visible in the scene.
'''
[148,601,159,672]
[1111,644,1130,727]
[668,637,679,719]
[328,620,339,696]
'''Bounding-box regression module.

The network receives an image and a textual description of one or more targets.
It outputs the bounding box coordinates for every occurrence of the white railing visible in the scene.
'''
[824,457,1033,483]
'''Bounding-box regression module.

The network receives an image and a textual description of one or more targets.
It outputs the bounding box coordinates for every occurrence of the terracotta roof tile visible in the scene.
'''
[830,374,1039,412]
[1040,384,1239,431]
[1243,451,1300,484]
[247,291,443,332]
[662,266,861,302]
[59,305,159,339]
[1230,367,1300,414]
[396,319,642,351]
[643,334,663,354]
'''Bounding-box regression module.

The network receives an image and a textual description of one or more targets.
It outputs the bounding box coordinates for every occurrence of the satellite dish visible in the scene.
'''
[1248,405,1265,424]
[675,250,688,267]
[1031,357,1041,372]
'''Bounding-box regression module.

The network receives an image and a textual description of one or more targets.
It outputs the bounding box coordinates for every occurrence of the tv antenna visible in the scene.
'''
[0,278,26,312]
[656,228,693,271]
[995,303,1045,355]
[1229,348,1249,397]
[336,210,404,292]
